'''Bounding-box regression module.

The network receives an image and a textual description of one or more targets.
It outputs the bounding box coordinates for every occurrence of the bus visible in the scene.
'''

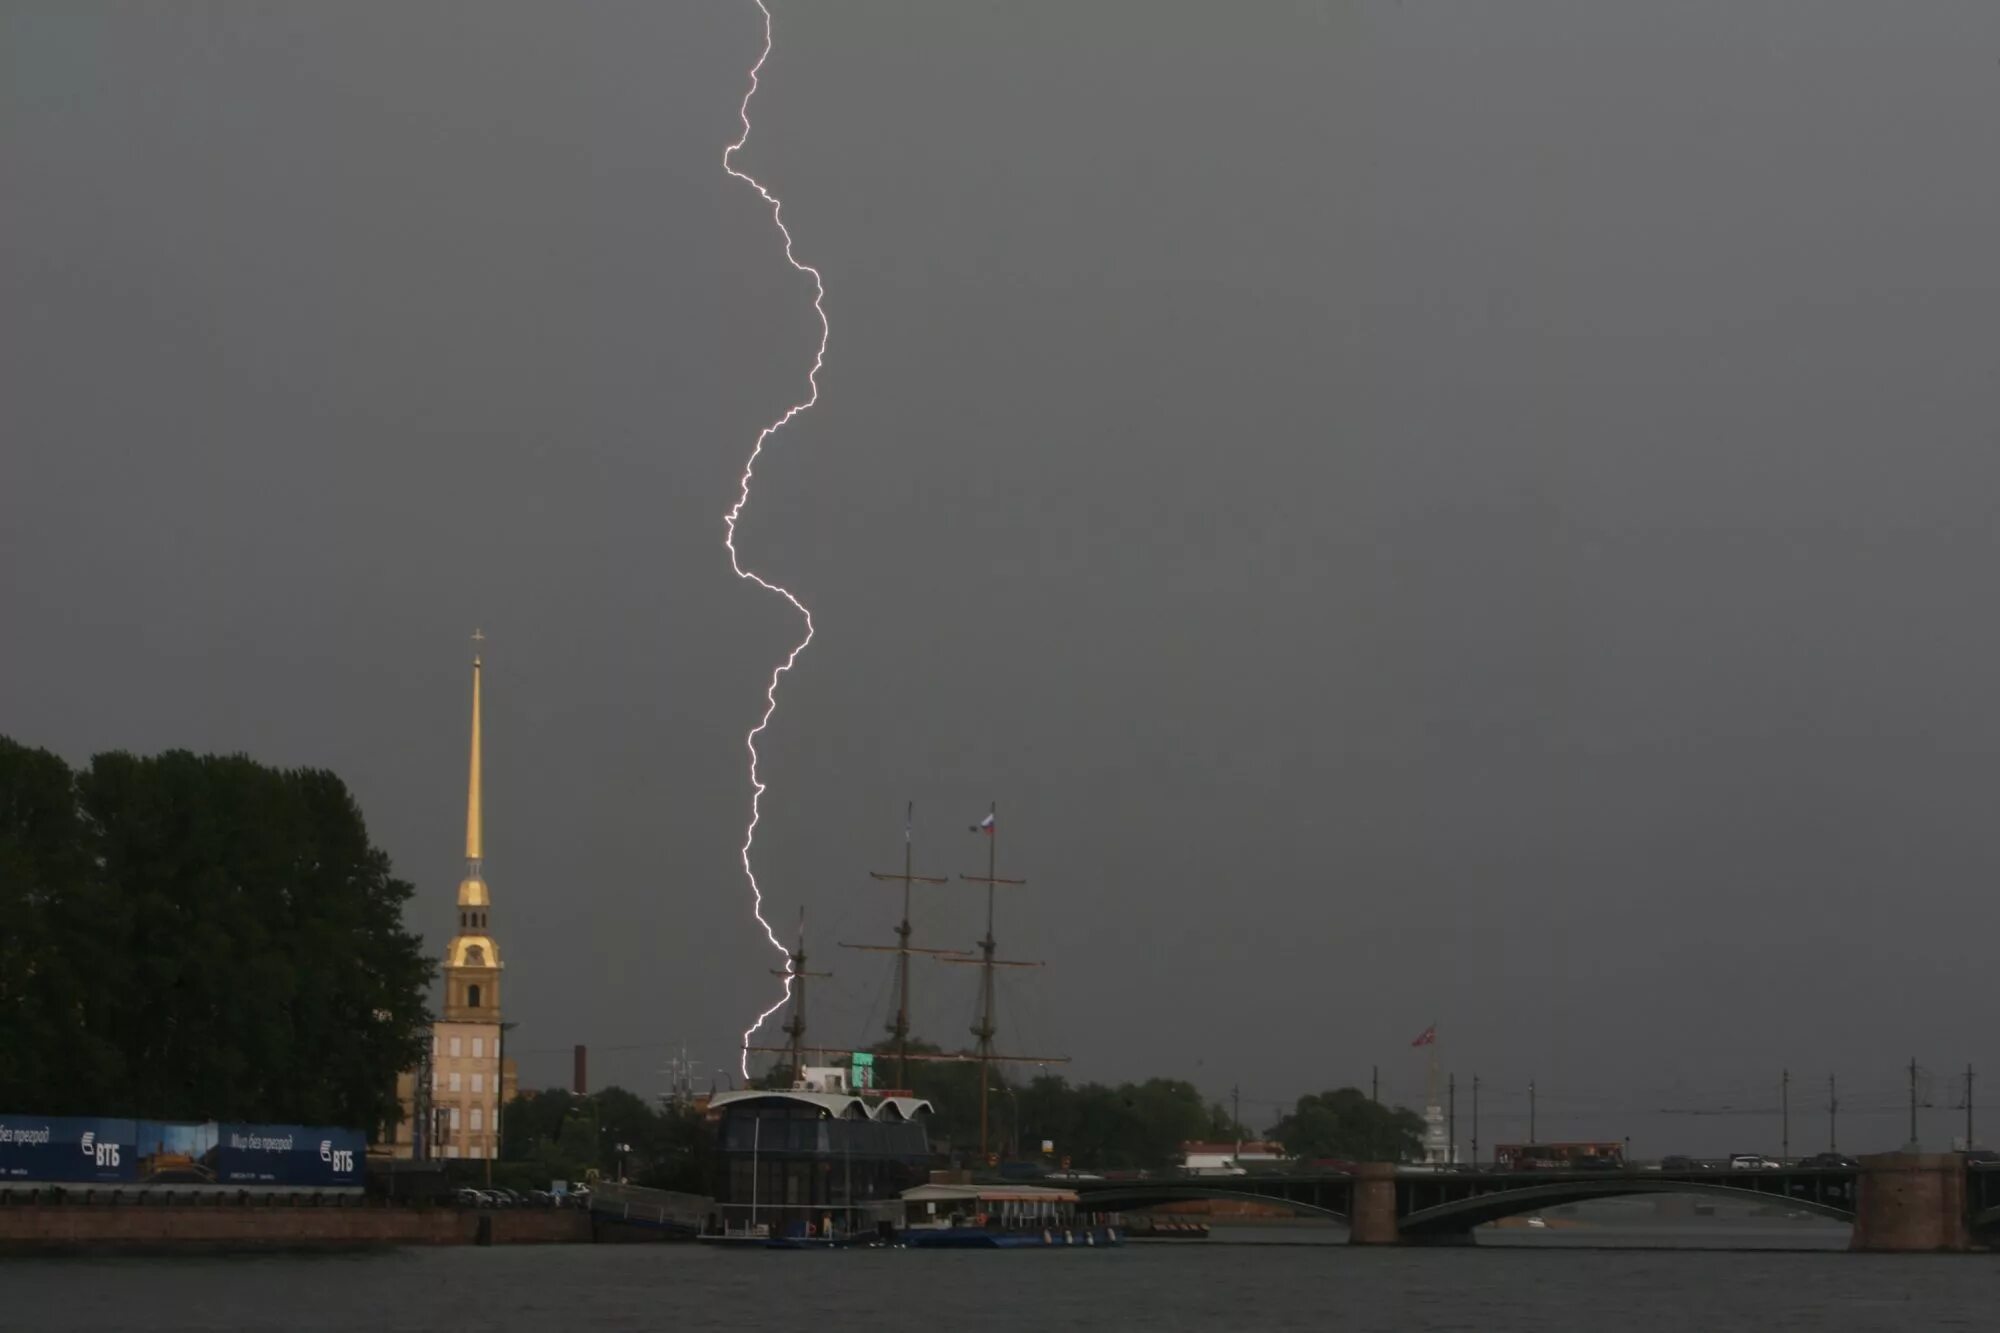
[1493,1142,1624,1171]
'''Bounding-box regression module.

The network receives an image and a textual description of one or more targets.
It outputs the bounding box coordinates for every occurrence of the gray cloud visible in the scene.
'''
[5,1,1999,1153]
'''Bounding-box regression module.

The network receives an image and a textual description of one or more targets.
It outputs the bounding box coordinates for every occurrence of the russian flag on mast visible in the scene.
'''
[970,811,995,835]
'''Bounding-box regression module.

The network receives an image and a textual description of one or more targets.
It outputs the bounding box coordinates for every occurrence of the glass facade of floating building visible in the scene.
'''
[709,1090,933,1237]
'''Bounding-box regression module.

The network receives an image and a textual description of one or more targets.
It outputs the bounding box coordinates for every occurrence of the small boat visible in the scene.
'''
[698,1221,894,1249]
[902,1225,1121,1249]
[897,1183,1122,1249]
[1524,1215,1548,1229]
[762,1234,855,1250]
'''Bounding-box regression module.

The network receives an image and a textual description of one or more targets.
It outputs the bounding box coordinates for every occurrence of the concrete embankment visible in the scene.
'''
[0,1205,590,1253]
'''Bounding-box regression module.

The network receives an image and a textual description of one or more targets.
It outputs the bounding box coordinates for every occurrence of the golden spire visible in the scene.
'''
[466,629,483,870]
[445,629,500,992]
[457,631,490,910]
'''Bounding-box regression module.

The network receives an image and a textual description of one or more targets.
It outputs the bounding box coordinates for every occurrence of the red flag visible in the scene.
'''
[1410,1025,1436,1048]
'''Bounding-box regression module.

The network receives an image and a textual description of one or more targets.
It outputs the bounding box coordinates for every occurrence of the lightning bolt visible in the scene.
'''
[723,0,826,1078]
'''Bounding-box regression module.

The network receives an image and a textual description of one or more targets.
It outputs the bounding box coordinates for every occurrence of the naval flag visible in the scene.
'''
[970,812,996,835]
[1410,1025,1437,1048]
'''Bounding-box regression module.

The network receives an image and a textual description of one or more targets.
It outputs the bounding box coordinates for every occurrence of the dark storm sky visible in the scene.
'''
[5,2,2000,1154]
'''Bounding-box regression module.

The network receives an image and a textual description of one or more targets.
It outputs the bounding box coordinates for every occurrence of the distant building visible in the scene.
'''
[1180,1141,1288,1175]
[1423,1101,1451,1165]
[380,645,517,1160]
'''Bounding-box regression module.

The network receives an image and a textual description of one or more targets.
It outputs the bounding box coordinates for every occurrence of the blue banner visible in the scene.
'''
[0,1115,138,1184]
[213,1124,366,1188]
[0,1115,365,1188]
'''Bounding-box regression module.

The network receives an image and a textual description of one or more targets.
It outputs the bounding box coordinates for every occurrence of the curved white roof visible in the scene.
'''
[710,1090,933,1122]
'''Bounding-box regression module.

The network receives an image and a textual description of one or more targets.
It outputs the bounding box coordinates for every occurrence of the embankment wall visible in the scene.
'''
[0,1205,589,1251]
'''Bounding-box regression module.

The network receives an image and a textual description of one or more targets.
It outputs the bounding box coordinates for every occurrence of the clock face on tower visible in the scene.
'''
[466,945,485,966]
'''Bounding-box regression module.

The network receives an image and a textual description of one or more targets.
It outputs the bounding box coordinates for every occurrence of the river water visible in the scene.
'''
[5,1227,1991,1332]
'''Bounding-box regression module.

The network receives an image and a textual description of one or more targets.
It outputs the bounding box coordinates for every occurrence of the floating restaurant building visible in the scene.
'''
[708,1066,932,1237]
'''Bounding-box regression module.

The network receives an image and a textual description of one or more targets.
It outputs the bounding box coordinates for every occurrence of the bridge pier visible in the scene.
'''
[1347,1164,1400,1245]
[1850,1153,1979,1253]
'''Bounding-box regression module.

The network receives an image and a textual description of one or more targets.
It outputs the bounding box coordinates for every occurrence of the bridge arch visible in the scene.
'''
[1399,1179,1853,1236]
[1073,1184,1349,1225]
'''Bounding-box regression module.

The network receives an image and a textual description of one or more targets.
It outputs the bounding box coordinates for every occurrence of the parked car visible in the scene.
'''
[454,1187,486,1207]
[526,1189,555,1206]
[1659,1155,1697,1171]
[1727,1154,1779,1170]
[1798,1152,1858,1169]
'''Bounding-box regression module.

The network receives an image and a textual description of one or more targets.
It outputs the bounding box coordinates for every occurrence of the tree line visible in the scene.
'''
[755,1041,1229,1167]
[499,1086,714,1194]
[760,1039,1426,1168]
[0,734,1427,1168]
[497,1072,1422,1193]
[0,737,433,1132]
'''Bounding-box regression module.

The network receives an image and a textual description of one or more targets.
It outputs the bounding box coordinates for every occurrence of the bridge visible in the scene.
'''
[1045,1153,2000,1251]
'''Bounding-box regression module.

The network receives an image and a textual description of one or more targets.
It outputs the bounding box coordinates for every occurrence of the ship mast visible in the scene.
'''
[774,909,831,1088]
[744,911,862,1074]
[840,801,962,1092]
[941,801,1065,1160]
[755,801,1069,1157]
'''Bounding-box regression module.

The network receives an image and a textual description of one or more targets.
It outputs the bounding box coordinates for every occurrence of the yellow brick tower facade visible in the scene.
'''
[385,638,516,1161]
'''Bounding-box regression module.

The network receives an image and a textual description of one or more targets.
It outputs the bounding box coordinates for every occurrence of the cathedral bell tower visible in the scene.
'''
[443,640,501,1022]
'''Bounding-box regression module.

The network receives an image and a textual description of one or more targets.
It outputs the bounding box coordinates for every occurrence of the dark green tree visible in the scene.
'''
[499,1085,715,1194]
[1267,1088,1426,1163]
[848,1041,1242,1169]
[1014,1075,1229,1170]
[592,1085,658,1173]
[0,738,433,1131]
[0,740,125,1110]
[501,1087,579,1162]
[751,1061,800,1092]
[863,1038,1006,1155]
[642,1105,718,1195]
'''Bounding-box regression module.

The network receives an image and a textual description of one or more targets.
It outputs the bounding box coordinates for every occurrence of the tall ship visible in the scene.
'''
[704,804,1120,1248]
